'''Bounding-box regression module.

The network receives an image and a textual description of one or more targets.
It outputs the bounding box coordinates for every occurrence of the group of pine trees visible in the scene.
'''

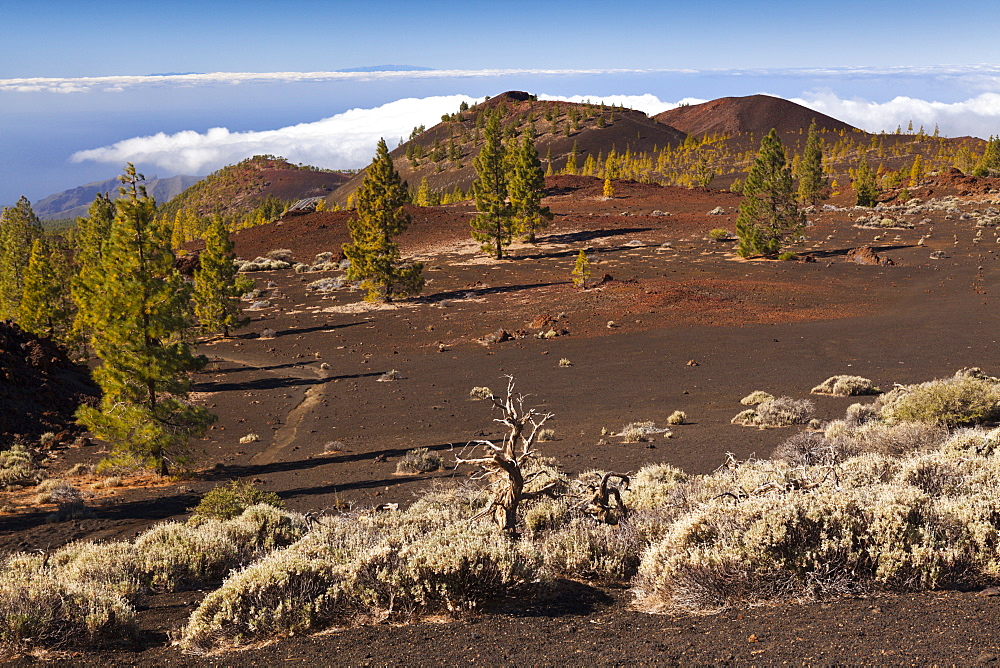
[471,112,552,259]
[735,122,832,259]
[0,165,251,475]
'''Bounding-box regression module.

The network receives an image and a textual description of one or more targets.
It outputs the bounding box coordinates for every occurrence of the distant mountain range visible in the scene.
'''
[34,174,204,221]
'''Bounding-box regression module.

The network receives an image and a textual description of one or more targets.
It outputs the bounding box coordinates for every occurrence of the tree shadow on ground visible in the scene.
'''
[194,370,381,392]
[805,244,914,260]
[418,283,561,304]
[204,442,459,480]
[276,321,366,337]
[489,578,617,618]
[538,227,654,246]
[201,360,317,375]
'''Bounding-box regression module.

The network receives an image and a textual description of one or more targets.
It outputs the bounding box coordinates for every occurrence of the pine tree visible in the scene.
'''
[194,215,251,337]
[735,129,805,258]
[564,142,579,175]
[571,249,591,287]
[796,120,827,205]
[471,112,514,259]
[0,196,43,319]
[416,176,432,207]
[854,158,880,207]
[507,126,552,243]
[76,164,213,476]
[603,178,615,199]
[909,154,924,186]
[973,136,1000,177]
[19,238,72,339]
[344,139,424,301]
[70,194,115,347]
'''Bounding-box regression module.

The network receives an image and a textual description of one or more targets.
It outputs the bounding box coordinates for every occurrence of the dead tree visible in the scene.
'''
[578,472,630,524]
[456,377,555,537]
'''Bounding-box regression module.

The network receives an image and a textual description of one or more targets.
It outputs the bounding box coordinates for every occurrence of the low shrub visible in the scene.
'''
[538,519,642,583]
[811,375,881,396]
[740,390,774,406]
[633,485,987,613]
[0,576,136,647]
[179,514,545,652]
[619,421,670,442]
[732,397,813,428]
[707,228,732,241]
[0,443,42,489]
[879,374,1000,427]
[396,447,444,474]
[666,410,686,425]
[190,480,284,521]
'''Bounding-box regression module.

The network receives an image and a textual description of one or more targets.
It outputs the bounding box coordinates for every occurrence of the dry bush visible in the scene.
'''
[538,518,642,583]
[633,484,987,613]
[939,427,1000,457]
[396,447,444,474]
[666,410,686,425]
[848,421,949,457]
[307,276,348,292]
[179,511,545,653]
[878,374,1000,427]
[237,257,291,272]
[139,504,305,592]
[0,576,136,647]
[771,431,845,467]
[265,248,295,262]
[618,421,670,442]
[732,397,813,428]
[523,497,572,535]
[811,375,881,396]
[740,390,773,406]
[624,464,688,510]
[0,443,42,489]
[66,462,92,477]
[0,505,303,649]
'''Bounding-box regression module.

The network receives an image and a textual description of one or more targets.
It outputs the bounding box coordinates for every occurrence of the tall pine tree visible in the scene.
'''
[735,129,805,258]
[19,237,72,340]
[796,120,827,206]
[471,111,514,259]
[854,158,880,207]
[194,215,251,337]
[70,194,115,347]
[508,125,552,243]
[973,136,1000,177]
[343,139,424,302]
[76,164,213,476]
[0,196,43,319]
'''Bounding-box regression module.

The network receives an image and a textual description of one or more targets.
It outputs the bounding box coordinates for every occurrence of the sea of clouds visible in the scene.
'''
[65,90,1000,176]
[1,66,990,176]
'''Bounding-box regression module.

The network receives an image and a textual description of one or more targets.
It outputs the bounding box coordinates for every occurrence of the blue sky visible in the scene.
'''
[4,1,1000,206]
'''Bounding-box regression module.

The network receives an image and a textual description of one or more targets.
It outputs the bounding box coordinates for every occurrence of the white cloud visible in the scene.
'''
[71,95,481,174]
[70,89,1000,177]
[538,94,706,116]
[5,64,1000,95]
[791,92,1000,139]
[0,68,659,94]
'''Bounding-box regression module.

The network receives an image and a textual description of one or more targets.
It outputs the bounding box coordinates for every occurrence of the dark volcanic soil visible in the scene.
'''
[5,174,1000,665]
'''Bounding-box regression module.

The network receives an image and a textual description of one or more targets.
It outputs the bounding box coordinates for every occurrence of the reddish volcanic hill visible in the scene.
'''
[331,91,687,204]
[654,94,860,139]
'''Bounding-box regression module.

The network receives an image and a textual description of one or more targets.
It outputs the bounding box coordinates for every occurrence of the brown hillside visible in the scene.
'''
[654,94,860,139]
[159,156,353,221]
[330,91,687,204]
